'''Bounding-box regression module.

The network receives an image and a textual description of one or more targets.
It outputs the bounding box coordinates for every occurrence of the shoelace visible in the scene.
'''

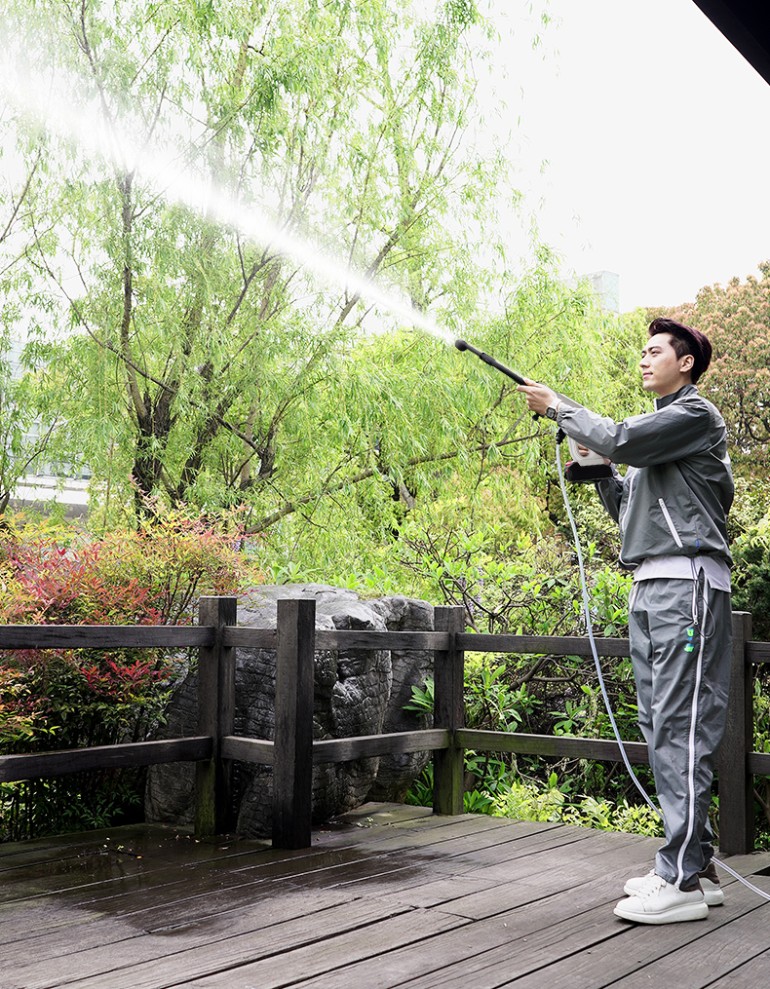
[635,873,668,899]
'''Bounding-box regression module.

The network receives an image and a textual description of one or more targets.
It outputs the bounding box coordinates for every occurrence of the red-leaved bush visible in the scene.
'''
[0,511,245,840]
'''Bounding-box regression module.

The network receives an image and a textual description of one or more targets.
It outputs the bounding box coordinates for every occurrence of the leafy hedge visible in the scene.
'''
[0,511,244,840]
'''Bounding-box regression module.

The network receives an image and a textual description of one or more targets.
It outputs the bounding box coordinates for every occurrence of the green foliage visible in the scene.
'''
[731,514,770,642]
[0,512,244,841]
[751,676,770,847]
[2,0,529,529]
[491,773,663,837]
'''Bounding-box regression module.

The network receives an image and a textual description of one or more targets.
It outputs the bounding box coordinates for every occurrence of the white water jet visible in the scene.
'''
[0,52,456,348]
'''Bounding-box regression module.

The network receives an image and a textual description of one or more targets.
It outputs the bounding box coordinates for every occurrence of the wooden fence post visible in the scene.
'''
[717,611,754,855]
[272,598,316,849]
[432,605,466,816]
[195,595,238,839]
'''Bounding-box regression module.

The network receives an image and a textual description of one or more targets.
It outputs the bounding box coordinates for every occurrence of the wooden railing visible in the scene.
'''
[1,597,769,854]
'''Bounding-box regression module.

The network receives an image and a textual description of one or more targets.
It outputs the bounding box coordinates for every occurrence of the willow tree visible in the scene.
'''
[3,0,630,550]
[3,1,501,516]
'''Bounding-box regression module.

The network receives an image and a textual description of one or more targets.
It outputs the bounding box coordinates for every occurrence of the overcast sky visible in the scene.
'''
[485,0,770,312]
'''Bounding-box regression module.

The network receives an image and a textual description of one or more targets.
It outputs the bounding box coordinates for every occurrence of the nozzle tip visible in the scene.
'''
[454,339,468,351]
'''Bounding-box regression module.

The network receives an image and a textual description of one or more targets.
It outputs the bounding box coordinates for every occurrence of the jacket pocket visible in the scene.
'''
[658,498,684,549]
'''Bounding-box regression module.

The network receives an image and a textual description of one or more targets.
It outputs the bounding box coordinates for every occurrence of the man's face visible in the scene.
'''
[640,333,694,397]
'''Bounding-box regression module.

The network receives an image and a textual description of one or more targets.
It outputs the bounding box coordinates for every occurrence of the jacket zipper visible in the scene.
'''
[658,498,684,549]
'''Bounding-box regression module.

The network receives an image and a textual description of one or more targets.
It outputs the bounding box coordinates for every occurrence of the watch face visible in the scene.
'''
[546,406,557,420]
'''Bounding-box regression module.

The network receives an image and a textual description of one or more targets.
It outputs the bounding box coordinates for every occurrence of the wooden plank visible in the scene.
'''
[372,879,656,989]
[195,596,238,838]
[0,823,207,871]
[223,628,449,651]
[746,640,770,664]
[348,818,582,861]
[314,810,562,854]
[431,831,659,920]
[456,728,649,764]
[5,898,425,989]
[315,629,449,650]
[319,801,435,834]
[432,606,465,815]
[272,598,315,849]
[747,751,770,773]
[311,729,449,764]
[0,832,268,906]
[0,737,211,782]
[707,948,770,988]
[0,885,354,970]
[521,879,770,989]
[457,632,629,658]
[0,841,358,933]
[718,611,755,854]
[286,861,648,989]
[153,908,467,989]
[220,734,275,765]
[221,626,277,648]
[0,625,213,649]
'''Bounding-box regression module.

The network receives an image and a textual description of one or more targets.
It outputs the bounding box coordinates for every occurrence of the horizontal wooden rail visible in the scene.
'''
[747,641,770,664]
[219,729,450,769]
[457,729,649,765]
[312,729,450,764]
[316,630,449,651]
[457,633,629,657]
[222,627,277,649]
[0,737,212,782]
[221,735,275,766]
[0,625,214,649]
[748,752,770,774]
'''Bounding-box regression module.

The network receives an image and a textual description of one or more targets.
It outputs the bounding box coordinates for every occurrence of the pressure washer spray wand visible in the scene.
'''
[454,337,612,482]
[454,338,529,388]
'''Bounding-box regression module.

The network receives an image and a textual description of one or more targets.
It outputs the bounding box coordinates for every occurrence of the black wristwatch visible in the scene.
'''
[545,405,559,421]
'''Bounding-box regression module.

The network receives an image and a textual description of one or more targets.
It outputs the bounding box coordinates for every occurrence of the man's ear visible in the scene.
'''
[680,353,694,374]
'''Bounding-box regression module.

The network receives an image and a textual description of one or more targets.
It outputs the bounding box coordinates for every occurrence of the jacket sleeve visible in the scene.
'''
[594,466,625,522]
[557,398,714,468]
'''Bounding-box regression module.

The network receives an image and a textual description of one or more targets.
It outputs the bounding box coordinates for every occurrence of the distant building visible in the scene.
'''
[586,270,620,313]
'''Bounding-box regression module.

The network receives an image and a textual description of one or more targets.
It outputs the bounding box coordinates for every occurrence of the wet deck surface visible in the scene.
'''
[2,802,770,988]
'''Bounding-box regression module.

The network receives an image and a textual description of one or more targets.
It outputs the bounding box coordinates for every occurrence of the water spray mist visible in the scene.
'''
[0,50,454,347]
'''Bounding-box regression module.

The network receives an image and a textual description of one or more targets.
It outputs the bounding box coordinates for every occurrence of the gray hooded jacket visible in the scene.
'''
[556,384,733,570]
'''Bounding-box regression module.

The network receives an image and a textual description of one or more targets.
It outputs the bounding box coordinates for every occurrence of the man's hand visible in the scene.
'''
[516,379,560,417]
[576,443,612,466]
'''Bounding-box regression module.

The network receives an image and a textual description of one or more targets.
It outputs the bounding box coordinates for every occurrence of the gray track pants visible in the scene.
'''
[628,575,732,888]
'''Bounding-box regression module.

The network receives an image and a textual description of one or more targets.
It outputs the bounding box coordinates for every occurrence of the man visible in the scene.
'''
[518,317,733,925]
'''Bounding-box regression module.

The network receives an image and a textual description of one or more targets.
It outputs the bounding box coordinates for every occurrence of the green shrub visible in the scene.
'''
[491,774,663,837]
[0,511,244,840]
[732,515,770,642]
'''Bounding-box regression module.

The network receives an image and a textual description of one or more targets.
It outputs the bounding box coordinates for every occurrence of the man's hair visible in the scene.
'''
[648,317,712,384]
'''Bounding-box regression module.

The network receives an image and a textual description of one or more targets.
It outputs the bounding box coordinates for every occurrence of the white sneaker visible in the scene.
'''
[614,873,708,924]
[624,866,724,906]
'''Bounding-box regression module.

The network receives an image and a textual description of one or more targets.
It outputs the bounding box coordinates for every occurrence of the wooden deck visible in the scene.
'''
[2,803,769,989]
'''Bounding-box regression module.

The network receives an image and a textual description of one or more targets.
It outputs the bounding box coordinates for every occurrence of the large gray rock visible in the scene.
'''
[145,585,435,837]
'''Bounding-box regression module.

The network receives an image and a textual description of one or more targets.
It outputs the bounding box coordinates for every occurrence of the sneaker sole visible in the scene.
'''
[623,880,724,907]
[613,900,709,924]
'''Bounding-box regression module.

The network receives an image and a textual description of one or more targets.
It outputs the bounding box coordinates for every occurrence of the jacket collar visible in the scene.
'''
[654,383,697,411]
